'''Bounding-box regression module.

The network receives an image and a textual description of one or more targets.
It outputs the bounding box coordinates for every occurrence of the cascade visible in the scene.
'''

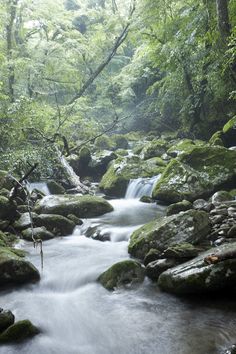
[125,175,161,199]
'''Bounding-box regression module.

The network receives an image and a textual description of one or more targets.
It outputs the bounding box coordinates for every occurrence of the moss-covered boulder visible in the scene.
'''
[35,195,113,218]
[98,260,145,291]
[162,243,199,259]
[146,259,177,281]
[140,140,167,160]
[158,242,236,295]
[99,156,163,197]
[89,150,117,179]
[46,180,65,195]
[0,310,15,333]
[0,247,40,287]
[211,190,234,204]
[222,117,236,147]
[143,249,162,266]
[0,197,17,221]
[112,134,129,149]
[66,147,92,177]
[0,320,39,343]
[152,146,236,203]
[94,135,116,150]
[0,171,14,191]
[22,227,54,241]
[166,200,193,216]
[128,209,210,260]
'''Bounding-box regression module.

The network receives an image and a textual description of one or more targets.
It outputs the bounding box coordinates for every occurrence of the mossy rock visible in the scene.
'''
[158,242,236,295]
[146,259,177,281]
[128,209,210,260]
[22,227,54,242]
[0,320,39,343]
[144,248,162,266]
[211,190,234,204]
[0,171,14,191]
[47,180,65,195]
[0,247,40,287]
[98,260,145,291]
[99,156,163,197]
[34,195,113,218]
[36,214,76,235]
[209,131,224,146]
[89,150,117,178]
[0,197,17,221]
[0,231,17,247]
[94,135,116,150]
[0,189,10,198]
[162,243,199,259]
[0,310,15,333]
[167,139,205,157]
[166,200,193,216]
[152,146,236,203]
[140,140,167,160]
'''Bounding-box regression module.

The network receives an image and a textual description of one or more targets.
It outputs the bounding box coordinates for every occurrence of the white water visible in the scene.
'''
[125,175,161,199]
[1,199,236,354]
[27,182,50,196]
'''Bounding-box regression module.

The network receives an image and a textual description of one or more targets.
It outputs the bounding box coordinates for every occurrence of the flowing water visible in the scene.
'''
[1,181,236,354]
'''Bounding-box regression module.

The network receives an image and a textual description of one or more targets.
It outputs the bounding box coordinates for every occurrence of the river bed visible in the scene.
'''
[1,198,236,354]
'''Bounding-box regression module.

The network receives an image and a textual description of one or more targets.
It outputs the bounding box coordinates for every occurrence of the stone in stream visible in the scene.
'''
[98,260,145,291]
[152,146,236,203]
[22,227,54,241]
[34,195,113,218]
[0,247,40,287]
[46,180,65,195]
[158,242,236,295]
[0,309,15,333]
[143,249,162,266]
[0,320,39,343]
[146,259,178,281]
[128,209,210,260]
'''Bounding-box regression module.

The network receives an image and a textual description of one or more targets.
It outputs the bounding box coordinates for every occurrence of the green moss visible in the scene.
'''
[47,180,65,195]
[0,320,39,343]
[209,131,224,146]
[223,117,236,134]
[97,260,145,290]
[95,135,115,150]
[166,200,193,216]
[140,139,167,160]
[152,146,236,203]
[112,134,129,149]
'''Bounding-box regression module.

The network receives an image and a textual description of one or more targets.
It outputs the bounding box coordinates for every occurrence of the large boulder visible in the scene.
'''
[158,242,236,295]
[89,150,117,179]
[0,247,40,286]
[98,260,145,291]
[14,213,75,235]
[140,140,167,160]
[22,227,54,241]
[46,180,65,195]
[99,156,163,197]
[152,146,236,203]
[0,320,39,343]
[34,195,113,218]
[128,209,210,260]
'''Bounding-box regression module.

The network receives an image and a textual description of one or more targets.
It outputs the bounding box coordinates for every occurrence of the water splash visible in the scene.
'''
[125,175,161,199]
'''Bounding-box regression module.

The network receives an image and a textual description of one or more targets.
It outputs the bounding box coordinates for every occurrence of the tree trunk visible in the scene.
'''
[216,0,230,42]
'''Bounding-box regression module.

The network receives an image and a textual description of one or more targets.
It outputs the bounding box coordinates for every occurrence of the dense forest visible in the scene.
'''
[0,0,236,353]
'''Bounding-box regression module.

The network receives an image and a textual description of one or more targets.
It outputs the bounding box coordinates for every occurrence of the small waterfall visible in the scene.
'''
[125,175,161,199]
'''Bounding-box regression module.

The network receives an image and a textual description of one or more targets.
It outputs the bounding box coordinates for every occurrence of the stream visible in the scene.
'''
[1,178,236,354]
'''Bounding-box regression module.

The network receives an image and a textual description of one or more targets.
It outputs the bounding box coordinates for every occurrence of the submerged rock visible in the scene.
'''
[0,247,40,287]
[98,260,145,291]
[152,146,236,203]
[34,195,113,218]
[128,209,210,260]
[0,309,15,333]
[0,320,39,343]
[158,242,236,295]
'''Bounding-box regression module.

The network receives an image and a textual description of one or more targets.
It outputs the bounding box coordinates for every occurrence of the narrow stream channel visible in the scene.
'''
[1,181,236,354]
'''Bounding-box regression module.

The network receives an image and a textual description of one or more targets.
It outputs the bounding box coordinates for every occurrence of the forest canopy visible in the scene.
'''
[0,0,235,174]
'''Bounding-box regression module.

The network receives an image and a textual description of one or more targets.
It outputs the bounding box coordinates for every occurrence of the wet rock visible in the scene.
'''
[22,227,54,241]
[152,146,236,203]
[158,242,236,295]
[128,209,210,260]
[140,196,153,204]
[36,214,75,236]
[166,200,192,216]
[140,140,167,160]
[227,226,236,238]
[98,260,145,291]
[0,247,40,287]
[146,259,177,281]
[0,320,39,343]
[162,243,199,260]
[34,195,113,218]
[46,180,65,195]
[211,214,225,225]
[67,214,83,226]
[211,191,233,204]
[144,249,162,266]
[0,309,15,333]
[225,344,236,354]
